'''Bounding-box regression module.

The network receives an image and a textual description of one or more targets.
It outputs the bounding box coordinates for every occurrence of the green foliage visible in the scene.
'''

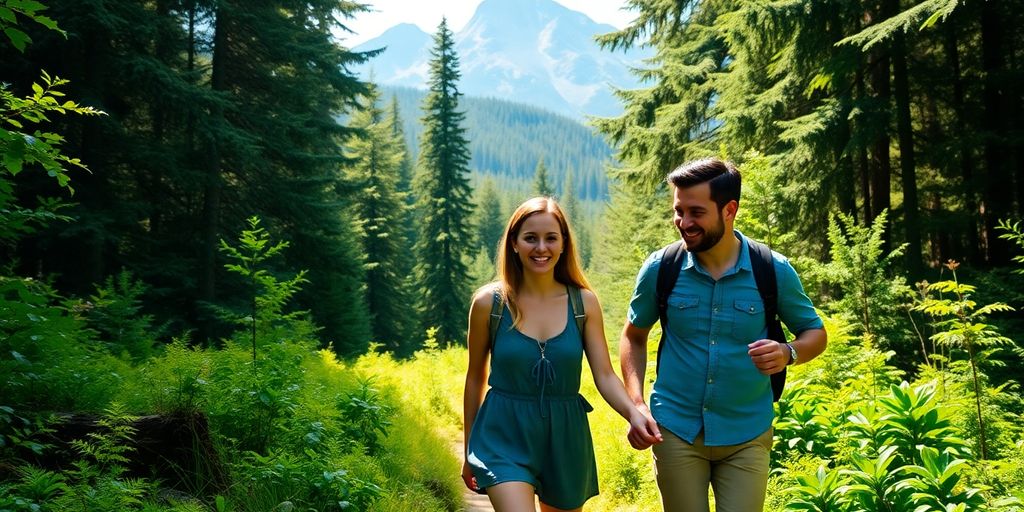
[0,12,99,244]
[413,19,475,346]
[345,86,417,353]
[85,271,160,362]
[896,447,985,511]
[532,158,554,196]
[337,378,391,456]
[1,275,130,411]
[806,211,915,357]
[913,262,1015,459]
[0,0,63,51]
[560,168,592,268]
[0,465,68,511]
[997,220,1024,274]
[466,246,496,292]
[0,405,50,457]
[588,180,676,325]
[786,465,854,512]
[732,153,799,255]
[474,177,504,262]
[0,70,100,189]
[386,86,613,202]
[219,217,310,363]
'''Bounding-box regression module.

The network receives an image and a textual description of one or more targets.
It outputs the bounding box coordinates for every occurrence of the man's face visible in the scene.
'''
[672,182,733,253]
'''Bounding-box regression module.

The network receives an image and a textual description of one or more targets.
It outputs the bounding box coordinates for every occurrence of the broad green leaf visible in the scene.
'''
[3,26,29,52]
[0,7,16,23]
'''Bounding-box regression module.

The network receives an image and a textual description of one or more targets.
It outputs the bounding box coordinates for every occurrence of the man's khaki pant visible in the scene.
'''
[651,427,773,512]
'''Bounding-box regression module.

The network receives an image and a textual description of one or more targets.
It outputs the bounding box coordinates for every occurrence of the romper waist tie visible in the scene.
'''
[531,353,556,418]
[487,388,594,417]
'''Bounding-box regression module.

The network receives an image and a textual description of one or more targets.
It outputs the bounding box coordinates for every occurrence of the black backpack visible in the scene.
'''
[489,286,586,348]
[655,239,787,402]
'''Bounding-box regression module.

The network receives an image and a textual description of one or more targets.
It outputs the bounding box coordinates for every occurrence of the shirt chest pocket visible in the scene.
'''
[666,294,702,335]
[732,298,766,341]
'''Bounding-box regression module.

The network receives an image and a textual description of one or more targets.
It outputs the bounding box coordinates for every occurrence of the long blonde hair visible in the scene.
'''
[491,196,590,327]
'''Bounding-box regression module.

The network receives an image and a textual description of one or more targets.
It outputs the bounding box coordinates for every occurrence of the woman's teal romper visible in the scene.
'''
[466,291,599,509]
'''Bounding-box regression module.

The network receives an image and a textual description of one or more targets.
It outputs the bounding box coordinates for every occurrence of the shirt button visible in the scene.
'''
[707,378,713,384]
[711,339,716,345]
[749,306,755,312]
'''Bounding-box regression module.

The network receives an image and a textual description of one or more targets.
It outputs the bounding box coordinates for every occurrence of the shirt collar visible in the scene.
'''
[682,229,751,276]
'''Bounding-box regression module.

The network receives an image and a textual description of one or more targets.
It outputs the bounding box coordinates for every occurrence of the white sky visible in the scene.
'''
[341,0,634,47]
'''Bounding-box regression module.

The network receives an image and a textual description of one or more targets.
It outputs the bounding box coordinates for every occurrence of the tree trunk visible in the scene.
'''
[980,0,1011,263]
[944,21,980,263]
[199,3,228,342]
[870,47,892,251]
[857,71,872,225]
[890,15,921,278]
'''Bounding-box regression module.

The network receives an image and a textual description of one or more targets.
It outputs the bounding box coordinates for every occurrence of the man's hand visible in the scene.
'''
[747,339,788,375]
[626,403,663,450]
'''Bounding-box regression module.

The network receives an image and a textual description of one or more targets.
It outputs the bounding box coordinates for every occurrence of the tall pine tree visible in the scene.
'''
[346,85,415,353]
[413,18,475,346]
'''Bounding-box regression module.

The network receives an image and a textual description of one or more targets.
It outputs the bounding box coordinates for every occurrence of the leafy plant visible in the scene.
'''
[219,216,309,367]
[876,381,968,465]
[774,387,837,460]
[809,211,914,356]
[786,465,854,512]
[338,378,392,455]
[895,447,985,511]
[913,261,1015,459]
[86,271,161,361]
[842,445,911,512]
[996,219,1024,274]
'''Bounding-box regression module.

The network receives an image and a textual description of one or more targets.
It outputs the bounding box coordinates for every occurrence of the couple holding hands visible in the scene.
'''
[462,158,827,512]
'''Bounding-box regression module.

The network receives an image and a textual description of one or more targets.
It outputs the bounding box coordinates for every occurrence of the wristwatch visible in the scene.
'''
[785,342,798,366]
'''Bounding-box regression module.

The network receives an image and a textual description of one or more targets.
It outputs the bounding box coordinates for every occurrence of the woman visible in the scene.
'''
[462,197,661,511]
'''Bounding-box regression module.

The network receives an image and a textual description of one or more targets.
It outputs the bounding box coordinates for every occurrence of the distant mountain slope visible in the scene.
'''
[386,86,613,201]
[354,0,649,119]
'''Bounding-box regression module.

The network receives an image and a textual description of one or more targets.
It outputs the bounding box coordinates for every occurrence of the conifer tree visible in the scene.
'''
[413,18,475,346]
[533,158,554,196]
[476,178,505,262]
[346,85,415,352]
[562,169,591,268]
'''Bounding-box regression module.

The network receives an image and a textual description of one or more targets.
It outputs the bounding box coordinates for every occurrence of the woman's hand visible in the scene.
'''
[462,460,480,492]
[626,403,663,450]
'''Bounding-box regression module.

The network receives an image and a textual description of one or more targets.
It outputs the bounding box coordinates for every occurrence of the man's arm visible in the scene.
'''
[620,320,657,449]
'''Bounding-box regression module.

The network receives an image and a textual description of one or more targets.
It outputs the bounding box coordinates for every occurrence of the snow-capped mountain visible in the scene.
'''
[353,0,649,119]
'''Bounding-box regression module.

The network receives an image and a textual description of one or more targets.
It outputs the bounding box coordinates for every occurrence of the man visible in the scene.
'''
[620,158,827,511]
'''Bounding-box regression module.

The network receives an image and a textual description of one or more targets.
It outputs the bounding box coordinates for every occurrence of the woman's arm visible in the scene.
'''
[462,287,494,490]
[580,289,662,449]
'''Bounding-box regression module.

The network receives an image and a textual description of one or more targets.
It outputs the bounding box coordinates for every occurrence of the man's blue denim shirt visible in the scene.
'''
[628,231,823,446]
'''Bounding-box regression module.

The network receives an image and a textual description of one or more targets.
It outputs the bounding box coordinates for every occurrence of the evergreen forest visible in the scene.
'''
[2,0,1023,511]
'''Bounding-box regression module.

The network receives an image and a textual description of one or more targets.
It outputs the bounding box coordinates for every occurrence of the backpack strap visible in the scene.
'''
[654,238,788,402]
[489,289,504,350]
[655,241,686,374]
[568,285,586,340]
[746,238,787,402]
[489,286,587,349]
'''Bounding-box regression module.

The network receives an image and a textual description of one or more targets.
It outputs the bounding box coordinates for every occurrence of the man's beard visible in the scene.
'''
[678,215,725,253]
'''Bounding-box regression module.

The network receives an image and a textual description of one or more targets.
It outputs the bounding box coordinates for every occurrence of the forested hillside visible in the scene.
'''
[386,86,613,202]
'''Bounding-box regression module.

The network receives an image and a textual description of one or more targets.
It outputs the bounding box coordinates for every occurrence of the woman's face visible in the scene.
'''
[512,212,564,275]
